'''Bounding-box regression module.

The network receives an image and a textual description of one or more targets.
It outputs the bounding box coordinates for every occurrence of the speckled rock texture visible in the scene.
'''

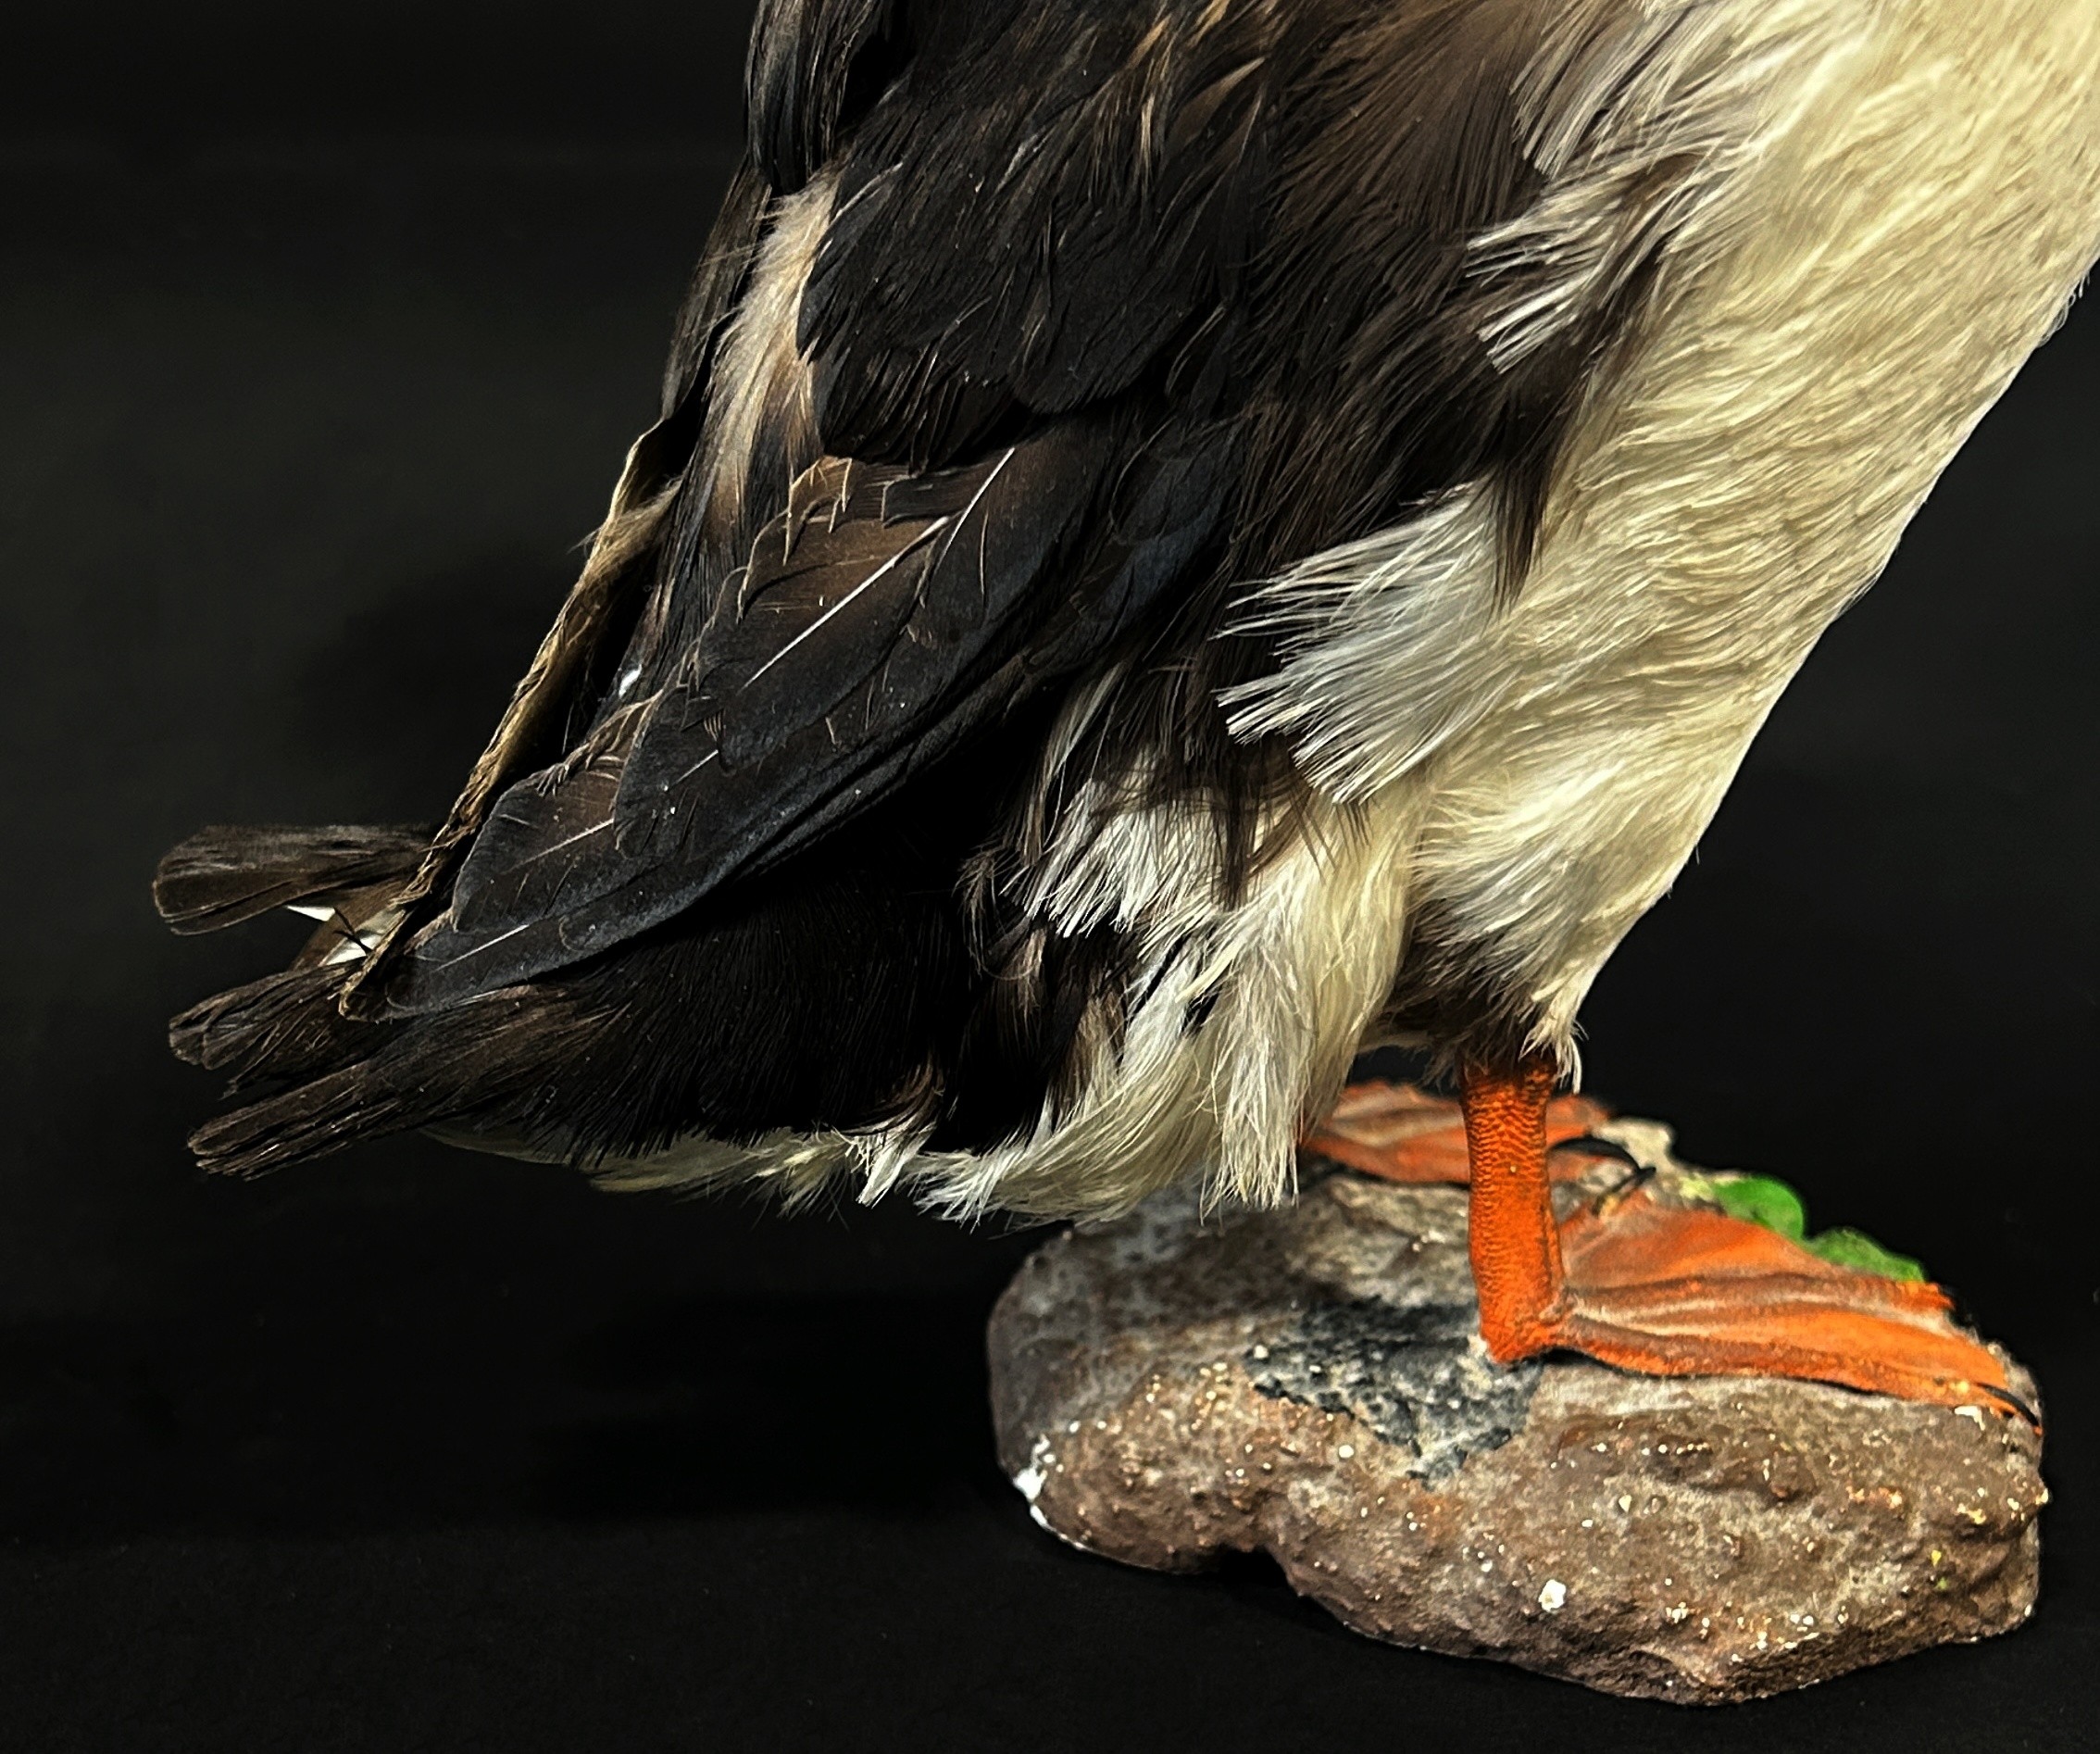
[987,1157,2044,1704]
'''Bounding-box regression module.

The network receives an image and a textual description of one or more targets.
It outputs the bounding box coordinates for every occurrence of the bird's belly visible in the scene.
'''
[1401,0,2100,1055]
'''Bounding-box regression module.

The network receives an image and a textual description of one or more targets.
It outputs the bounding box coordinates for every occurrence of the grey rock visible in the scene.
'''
[987,1162,2044,1703]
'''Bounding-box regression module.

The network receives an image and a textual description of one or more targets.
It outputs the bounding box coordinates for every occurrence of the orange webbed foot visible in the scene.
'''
[1543,1186,2031,1421]
[1305,1071,2028,1421]
[1305,1080,1612,1185]
[1447,1058,2031,1424]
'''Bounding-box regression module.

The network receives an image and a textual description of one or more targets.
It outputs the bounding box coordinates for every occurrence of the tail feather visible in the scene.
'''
[182,985,583,1176]
[187,1058,430,1177]
[169,964,388,1089]
[154,823,431,934]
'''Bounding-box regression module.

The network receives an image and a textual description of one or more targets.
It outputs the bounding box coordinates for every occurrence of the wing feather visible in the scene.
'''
[389,424,1119,1009]
[361,0,1295,1014]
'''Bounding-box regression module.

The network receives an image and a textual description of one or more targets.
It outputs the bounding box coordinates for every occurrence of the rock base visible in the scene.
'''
[987,1148,2044,1703]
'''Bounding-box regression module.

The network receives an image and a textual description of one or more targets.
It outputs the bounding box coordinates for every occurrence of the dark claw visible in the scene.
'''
[1549,1134,1655,1217]
[1550,1134,1643,1172]
[1978,1381,2043,1431]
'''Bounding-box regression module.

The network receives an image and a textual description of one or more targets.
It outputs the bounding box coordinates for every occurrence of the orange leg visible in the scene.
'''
[1457,1056,2028,1419]
[1460,1058,1570,1356]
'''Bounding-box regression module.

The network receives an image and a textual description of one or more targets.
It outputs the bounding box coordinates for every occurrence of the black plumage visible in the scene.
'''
[160,0,1675,1176]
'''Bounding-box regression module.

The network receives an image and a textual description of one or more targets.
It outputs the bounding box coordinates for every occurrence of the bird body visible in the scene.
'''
[162,0,2100,1261]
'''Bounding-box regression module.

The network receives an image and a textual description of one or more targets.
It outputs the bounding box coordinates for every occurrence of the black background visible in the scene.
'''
[2,5,2095,1748]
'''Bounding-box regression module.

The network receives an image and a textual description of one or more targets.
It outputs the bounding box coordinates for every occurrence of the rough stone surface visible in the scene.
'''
[987,1158,2044,1703]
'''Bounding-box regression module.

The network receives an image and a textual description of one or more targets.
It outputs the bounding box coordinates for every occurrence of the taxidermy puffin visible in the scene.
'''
[159,0,2099,1416]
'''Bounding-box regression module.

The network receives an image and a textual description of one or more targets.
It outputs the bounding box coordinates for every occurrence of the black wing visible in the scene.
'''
[378,0,1271,1013]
